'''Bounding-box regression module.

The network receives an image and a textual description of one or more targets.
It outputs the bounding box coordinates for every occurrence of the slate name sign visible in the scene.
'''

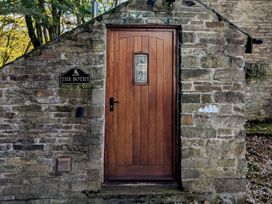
[60,69,90,84]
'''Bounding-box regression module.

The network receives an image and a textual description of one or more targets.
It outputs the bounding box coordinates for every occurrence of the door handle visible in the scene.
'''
[110,97,120,111]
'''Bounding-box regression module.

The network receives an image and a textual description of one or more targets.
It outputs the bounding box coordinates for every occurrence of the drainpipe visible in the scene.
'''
[92,0,99,19]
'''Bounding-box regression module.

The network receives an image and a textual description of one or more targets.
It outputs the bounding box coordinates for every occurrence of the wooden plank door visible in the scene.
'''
[105,28,176,181]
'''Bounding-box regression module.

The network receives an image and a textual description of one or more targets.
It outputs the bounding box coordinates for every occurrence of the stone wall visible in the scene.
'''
[0,0,247,203]
[201,0,272,120]
[0,22,106,201]
[177,2,247,201]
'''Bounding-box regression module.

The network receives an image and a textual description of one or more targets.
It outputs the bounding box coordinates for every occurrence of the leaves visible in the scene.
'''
[0,0,123,67]
[0,15,32,67]
[246,135,272,203]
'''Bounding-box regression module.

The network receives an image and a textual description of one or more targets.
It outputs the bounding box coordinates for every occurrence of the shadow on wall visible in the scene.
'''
[245,62,272,121]
[263,91,272,120]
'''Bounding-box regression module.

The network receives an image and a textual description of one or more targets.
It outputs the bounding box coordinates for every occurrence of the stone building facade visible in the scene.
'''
[0,0,249,203]
[202,0,272,120]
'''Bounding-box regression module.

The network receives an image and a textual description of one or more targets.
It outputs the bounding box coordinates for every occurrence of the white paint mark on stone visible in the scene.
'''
[61,53,68,60]
[198,105,219,113]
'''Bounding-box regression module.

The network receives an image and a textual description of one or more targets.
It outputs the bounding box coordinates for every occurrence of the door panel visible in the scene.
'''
[105,28,176,181]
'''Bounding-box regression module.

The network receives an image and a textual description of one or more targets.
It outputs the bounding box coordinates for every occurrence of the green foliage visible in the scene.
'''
[0,0,120,67]
[245,62,268,82]
[97,0,115,12]
[245,122,272,135]
[0,15,32,67]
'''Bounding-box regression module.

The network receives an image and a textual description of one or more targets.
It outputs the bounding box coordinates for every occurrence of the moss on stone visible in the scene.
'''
[245,122,272,135]
[245,63,268,83]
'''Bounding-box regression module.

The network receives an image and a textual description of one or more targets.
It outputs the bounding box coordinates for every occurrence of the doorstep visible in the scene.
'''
[82,184,196,203]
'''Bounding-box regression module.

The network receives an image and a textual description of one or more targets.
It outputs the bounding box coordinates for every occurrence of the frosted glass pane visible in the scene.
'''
[134,54,148,84]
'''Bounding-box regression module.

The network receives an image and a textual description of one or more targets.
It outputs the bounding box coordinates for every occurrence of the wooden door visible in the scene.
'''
[105,28,176,181]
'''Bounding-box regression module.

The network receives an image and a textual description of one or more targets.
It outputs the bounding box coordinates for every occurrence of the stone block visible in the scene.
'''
[181,159,201,168]
[13,105,42,112]
[90,67,105,80]
[234,128,246,139]
[55,105,74,112]
[201,94,212,103]
[0,107,16,119]
[77,32,93,40]
[230,140,246,158]
[217,129,232,136]
[13,144,44,151]
[0,144,10,151]
[181,56,199,68]
[214,91,244,103]
[85,105,104,118]
[212,115,245,129]
[6,158,38,166]
[206,140,229,159]
[193,114,210,127]
[214,69,244,82]
[26,60,46,67]
[87,169,101,181]
[73,161,91,170]
[214,178,246,193]
[201,55,229,68]
[218,159,236,167]
[194,82,222,92]
[91,40,105,52]
[181,138,206,148]
[226,36,246,45]
[220,104,233,114]
[71,181,100,192]
[91,89,104,105]
[32,74,52,81]
[181,69,211,81]
[206,22,225,28]
[206,139,246,159]
[182,148,202,159]
[233,105,244,115]
[35,90,54,97]
[181,82,193,91]
[229,56,245,69]
[223,44,245,56]
[181,94,200,103]
[199,37,225,45]
[182,32,196,43]
[182,127,216,138]
[190,20,204,25]
[182,169,200,179]
[168,18,191,25]
[72,134,90,146]
[181,104,200,113]
[197,13,211,20]
[181,115,193,125]
[88,133,103,145]
[89,119,104,134]
[59,88,92,98]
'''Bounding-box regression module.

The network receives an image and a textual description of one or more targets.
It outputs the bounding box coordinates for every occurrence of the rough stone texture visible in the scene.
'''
[201,0,272,120]
[0,0,247,203]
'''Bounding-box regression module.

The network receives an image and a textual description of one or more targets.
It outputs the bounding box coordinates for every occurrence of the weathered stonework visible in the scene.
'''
[202,0,272,121]
[0,0,248,203]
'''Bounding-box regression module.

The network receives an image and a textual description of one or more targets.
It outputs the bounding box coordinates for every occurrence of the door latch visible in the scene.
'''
[110,97,120,111]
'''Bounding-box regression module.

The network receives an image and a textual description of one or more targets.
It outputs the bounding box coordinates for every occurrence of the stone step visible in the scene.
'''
[1,185,201,204]
[82,185,196,204]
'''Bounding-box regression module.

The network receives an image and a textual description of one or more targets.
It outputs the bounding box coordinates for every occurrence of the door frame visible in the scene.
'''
[104,25,181,185]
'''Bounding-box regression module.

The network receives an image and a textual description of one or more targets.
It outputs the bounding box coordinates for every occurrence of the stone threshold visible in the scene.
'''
[82,185,196,203]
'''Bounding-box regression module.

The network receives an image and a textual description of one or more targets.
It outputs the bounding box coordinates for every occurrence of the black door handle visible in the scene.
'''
[110,97,120,111]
